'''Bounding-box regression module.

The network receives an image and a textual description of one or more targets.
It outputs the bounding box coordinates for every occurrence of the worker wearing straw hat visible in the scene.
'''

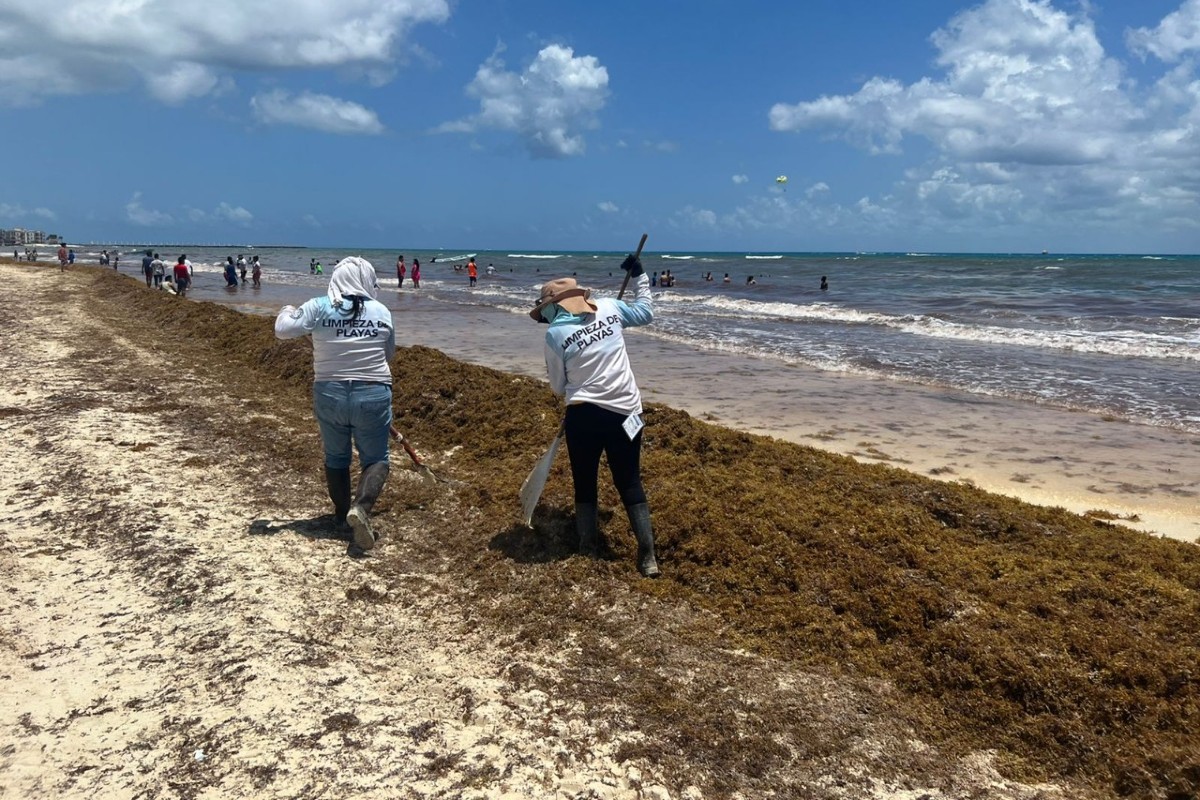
[529,254,660,577]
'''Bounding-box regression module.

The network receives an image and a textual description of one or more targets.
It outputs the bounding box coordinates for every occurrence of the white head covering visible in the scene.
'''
[327,256,379,306]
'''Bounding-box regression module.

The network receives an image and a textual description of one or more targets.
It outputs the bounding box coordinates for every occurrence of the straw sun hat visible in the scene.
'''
[529,277,599,322]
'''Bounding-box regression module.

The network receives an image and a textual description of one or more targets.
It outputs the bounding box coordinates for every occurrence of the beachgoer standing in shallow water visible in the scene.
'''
[173,256,191,297]
[410,258,420,288]
[237,254,247,285]
[529,252,660,577]
[224,256,238,287]
[251,255,262,288]
[820,275,828,291]
[467,256,478,287]
[396,255,405,288]
[274,257,395,553]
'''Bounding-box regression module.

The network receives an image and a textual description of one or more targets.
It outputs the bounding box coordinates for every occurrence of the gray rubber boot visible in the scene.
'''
[347,462,389,552]
[625,502,660,578]
[575,502,599,558]
[324,466,352,528]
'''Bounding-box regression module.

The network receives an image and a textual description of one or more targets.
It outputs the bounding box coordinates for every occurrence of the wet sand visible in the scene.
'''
[390,300,1200,543]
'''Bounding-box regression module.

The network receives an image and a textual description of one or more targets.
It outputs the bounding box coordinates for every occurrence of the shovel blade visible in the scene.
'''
[519,434,562,526]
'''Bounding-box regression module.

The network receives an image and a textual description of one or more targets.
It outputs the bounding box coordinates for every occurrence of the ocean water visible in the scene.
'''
[89,246,1200,434]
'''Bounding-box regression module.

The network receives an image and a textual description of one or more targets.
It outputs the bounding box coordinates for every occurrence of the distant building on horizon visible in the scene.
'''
[1,228,61,246]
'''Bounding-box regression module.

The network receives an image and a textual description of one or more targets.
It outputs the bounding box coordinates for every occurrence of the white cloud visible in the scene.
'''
[598,201,619,213]
[146,63,225,105]
[0,203,54,221]
[125,192,173,226]
[673,206,718,228]
[764,0,1200,245]
[184,203,256,225]
[806,182,830,198]
[0,0,450,105]
[215,202,254,225]
[732,174,749,184]
[1128,0,1200,62]
[770,0,1130,165]
[251,90,384,135]
[440,44,609,158]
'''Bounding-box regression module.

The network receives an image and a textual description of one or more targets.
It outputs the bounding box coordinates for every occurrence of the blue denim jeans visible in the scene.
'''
[312,381,392,469]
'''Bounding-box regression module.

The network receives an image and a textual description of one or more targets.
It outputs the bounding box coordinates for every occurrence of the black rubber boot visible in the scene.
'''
[625,502,660,578]
[347,462,389,552]
[575,502,599,558]
[324,466,352,528]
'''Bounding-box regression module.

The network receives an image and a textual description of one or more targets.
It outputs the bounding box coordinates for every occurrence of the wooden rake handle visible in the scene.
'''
[389,424,424,466]
[617,233,649,301]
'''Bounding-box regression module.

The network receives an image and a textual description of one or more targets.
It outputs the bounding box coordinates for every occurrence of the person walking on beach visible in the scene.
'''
[58,243,69,271]
[251,255,262,288]
[151,253,165,288]
[141,250,155,286]
[410,258,420,288]
[396,255,405,288]
[274,257,395,553]
[173,256,191,297]
[467,256,478,287]
[529,253,661,577]
[68,249,75,265]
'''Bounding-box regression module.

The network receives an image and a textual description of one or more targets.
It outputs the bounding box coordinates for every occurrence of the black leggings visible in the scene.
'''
[565,403,645,506]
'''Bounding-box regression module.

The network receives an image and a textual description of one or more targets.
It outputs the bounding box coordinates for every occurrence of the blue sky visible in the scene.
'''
[2,0,1199,253]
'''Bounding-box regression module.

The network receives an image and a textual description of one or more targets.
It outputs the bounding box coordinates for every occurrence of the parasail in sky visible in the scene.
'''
[775,175,788,191]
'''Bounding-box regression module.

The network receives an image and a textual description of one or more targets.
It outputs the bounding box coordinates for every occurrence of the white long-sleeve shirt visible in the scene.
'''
[543,273,653,415]
[275,297,396,383]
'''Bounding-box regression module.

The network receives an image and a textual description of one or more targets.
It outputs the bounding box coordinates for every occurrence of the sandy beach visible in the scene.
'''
[2,261,1197,800]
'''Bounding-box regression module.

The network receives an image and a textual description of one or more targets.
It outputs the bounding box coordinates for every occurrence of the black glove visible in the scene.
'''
[620,254,644,277]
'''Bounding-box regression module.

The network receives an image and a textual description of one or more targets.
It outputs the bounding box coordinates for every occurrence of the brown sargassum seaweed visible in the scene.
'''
[85,266,1200,797]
